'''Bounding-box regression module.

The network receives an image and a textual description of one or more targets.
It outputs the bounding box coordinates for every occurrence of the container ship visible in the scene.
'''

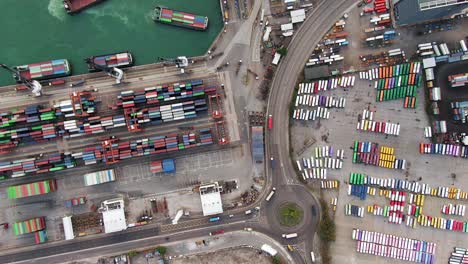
[152,6,208,31]
[63,0,106,14]
[13,59,71,82]
[85,52,134,72]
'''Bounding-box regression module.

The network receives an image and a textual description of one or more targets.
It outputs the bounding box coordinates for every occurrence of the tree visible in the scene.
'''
[127,250,138,257]
[272,256,281,264]
[277,47,288,56]
[156,246,167,256]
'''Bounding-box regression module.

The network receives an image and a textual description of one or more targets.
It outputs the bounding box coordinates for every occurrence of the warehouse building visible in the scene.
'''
[392,0,468,26]
[100,198,127,233]
[251,126,265,163]
[199,182,224,216]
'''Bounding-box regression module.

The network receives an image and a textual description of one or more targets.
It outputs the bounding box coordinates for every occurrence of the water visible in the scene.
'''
[0,0,222,86]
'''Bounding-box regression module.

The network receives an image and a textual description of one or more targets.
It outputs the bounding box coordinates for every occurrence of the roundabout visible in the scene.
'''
[278,202,304,227]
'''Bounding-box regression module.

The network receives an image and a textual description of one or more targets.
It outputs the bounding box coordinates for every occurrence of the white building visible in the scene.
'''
[200,182,224,216]
[62,216,75,240]
[100,198,127,233]
[290,9,306,24]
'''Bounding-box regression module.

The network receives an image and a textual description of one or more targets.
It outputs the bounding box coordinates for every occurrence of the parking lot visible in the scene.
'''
[290,74,468,263]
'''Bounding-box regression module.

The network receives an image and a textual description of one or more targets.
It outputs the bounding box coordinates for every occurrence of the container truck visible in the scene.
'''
[261,244,278,256]
[282,233,298,239]
[265,187,276,202]
[268,115,273,130]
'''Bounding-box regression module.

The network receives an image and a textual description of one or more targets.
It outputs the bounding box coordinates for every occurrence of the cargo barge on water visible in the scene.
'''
[152,6,208,31]
[63,0,106,14]
[13,59,71,82]
[85,52,134,72]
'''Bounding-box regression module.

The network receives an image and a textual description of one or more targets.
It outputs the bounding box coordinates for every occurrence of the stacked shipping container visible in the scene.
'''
[352,141,406,169]
[14,59,71,81]
[154,7,209,31]
[352,229,436,263]
[419,143,468,158]
[7,179,57,199]
[13,217,46,235]
[0,128,214,179]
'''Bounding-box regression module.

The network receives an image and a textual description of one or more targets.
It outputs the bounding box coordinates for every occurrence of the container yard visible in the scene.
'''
[0,59,246,251]
[289,2,468,262]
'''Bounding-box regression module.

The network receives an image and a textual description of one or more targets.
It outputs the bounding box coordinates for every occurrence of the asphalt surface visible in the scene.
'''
[265,0,358,262]
[0,0,358,263]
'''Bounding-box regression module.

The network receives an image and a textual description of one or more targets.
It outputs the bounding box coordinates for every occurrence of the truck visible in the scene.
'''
[311,251,316,262]
[209,216,220,222]
[261,244,278,256]
[209,230,224,236]
[268,115,273,130]
[282,233,298,239]
[266,187,277,202]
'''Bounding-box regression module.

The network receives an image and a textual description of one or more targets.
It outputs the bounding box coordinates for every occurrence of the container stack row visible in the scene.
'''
[345,204,364,217]
[297,76,356,95]
[7,179,58,199]
[419,143,468,158]
[320,180,339,189]
[357,109,400,136]
[388,191,406,225]
[416,215,467,232]
[0,153,76,178]
[351,229,436,263]
[441,204,466,217]
[348,185,368,200]
[117,79,214,108]
[0,129,214,179]
[449,247,468,264]
[13,217,46,235]
[348,172,468,200]
[450,101,468,124]
[352,141,406,169]
[84,169,116,186]
[150,160,163,173]
[292,107,330,121]
[0,105,56,128]
[294,94,346,108]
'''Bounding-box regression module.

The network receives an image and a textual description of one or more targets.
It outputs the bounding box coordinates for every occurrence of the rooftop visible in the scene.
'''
[100,199,127,233]
[200,182,223,216]
[392,0,468,26]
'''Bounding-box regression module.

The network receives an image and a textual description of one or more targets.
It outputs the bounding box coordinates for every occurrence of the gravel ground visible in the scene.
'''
[167,247,272,264]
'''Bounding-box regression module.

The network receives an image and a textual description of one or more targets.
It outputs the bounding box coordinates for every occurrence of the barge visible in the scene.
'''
[63,0,106,14]
[13,59,71,82]
[152,6,208,31]
[85,52,134,72]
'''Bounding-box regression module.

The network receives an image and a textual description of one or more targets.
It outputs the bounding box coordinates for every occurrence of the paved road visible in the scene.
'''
[265,0,358,262]
[0,0,358,263]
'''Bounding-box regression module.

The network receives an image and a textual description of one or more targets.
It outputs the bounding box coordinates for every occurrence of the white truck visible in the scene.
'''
[282,233,298,239]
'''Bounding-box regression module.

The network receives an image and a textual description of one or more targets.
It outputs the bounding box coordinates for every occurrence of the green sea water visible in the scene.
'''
[0,0,222,86]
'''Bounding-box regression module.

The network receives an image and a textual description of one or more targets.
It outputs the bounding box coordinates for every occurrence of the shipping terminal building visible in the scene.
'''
[392,0,468,27]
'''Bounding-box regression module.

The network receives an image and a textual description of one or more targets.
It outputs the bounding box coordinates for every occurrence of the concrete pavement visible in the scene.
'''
[265,0,359,262]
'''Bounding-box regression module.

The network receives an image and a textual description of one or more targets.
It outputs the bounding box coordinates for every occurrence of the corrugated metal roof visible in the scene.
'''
[251,126,264,163]
[393,0,468,26]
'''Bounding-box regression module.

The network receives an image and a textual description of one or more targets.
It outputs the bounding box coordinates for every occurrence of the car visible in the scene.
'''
[244,227,253,231]
[312,205,317,216]
[229,214,234,218]
[209,230,225,236]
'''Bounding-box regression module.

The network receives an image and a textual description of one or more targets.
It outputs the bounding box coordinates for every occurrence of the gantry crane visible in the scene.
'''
[208,94,223,119]
[0,64,42,96]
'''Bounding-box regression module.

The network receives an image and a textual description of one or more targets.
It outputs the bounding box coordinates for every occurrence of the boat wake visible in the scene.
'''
[47,0,67,21]
[86,6,130,26]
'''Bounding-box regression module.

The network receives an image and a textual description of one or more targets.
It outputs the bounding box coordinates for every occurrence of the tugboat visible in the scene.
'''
[63,0,107,14]
[85,52,133,72]
[152,6,208,31]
